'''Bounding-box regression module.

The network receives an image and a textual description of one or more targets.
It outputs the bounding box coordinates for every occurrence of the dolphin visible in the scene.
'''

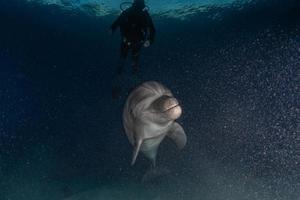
[123,81,187,167]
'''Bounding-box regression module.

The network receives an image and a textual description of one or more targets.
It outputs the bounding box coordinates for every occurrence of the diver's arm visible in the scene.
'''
[145,11,156,44]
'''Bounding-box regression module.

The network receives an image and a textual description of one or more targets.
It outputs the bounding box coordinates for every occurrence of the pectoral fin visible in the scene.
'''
[131,139,142,166]
[167,122,186,150]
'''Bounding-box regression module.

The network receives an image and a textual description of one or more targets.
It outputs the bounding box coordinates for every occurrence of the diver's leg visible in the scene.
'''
[127,43,143,91]
[131,43,142,74]
[117,42,129,75]
[112,42,129,99]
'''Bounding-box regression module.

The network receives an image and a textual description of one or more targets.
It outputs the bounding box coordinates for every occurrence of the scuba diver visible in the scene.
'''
[110,0,156,76]
[110,0,156,99]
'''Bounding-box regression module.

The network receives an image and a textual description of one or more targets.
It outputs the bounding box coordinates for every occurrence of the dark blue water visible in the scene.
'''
[0,0,299,199]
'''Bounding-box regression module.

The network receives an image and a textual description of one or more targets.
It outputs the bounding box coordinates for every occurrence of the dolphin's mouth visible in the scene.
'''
[162,103,180,113]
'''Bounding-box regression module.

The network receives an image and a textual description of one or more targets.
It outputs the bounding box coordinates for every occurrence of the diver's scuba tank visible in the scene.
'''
[120,1,149,12]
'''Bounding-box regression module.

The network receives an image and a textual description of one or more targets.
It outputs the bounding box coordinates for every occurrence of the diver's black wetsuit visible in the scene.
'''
[111,5,155,74]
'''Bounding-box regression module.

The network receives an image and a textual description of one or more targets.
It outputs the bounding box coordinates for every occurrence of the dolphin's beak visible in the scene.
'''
[165,104,182,120]
[162,97,182,120]
[162,97,179,112]
[151,96,182,120]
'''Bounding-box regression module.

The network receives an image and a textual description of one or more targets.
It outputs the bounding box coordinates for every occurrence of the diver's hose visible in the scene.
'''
[120,2,132,11]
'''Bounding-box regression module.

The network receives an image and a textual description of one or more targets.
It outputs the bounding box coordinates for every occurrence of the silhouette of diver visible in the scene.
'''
[110,0,156,75]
